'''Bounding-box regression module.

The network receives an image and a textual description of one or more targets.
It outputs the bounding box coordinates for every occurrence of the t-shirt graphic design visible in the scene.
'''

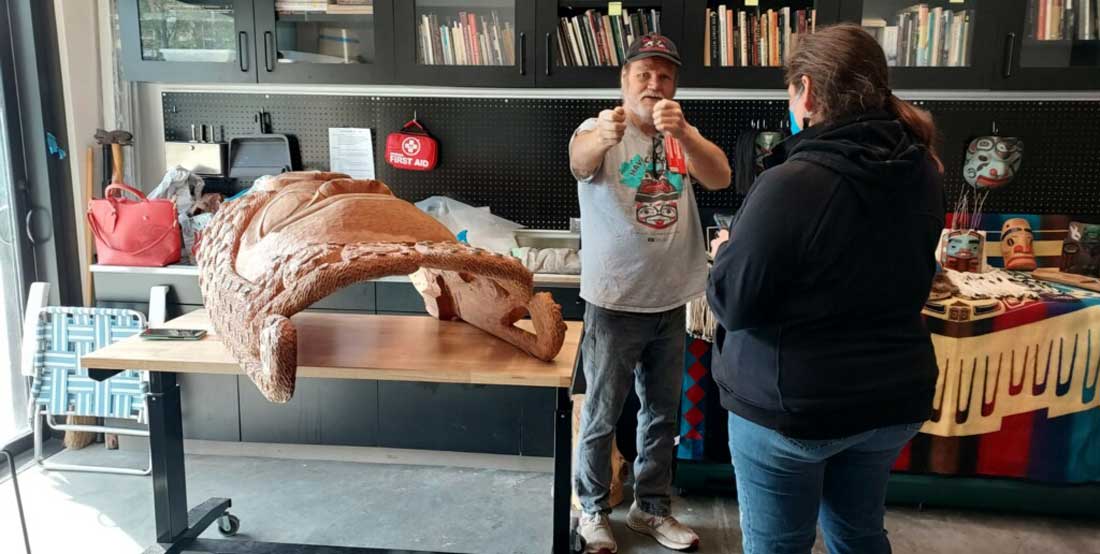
[618,136,683,230]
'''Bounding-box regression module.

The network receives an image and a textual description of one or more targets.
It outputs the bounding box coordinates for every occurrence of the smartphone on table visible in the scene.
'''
[140,328,207,341]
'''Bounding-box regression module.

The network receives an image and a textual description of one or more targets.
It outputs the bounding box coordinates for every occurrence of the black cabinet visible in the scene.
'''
[538,0,685,87]
[120,0,1098,89]
[681,0,843,88]
[120,0,258,83]
[121,0,397,85]
[252,0,396,84]
[393,0,538,86]
[993,0,1100,89]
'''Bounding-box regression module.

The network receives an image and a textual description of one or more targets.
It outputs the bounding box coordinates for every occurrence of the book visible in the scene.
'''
[704,8,712,66]
[939,11,952,67]
[454,23,466,65]
[431,15,444,66]
[770,10,779,66]
[586,11,604,65]
[897,11,911,66]
[718,6,727,67]
[603,15,618,66]
[555,21,570,66]
[504,22,515,65]
[930,7,942,67]
[883,26,899,66]
[782,7,792,65]
[611,15,625,64]
[960,10,973,66]
[572,17,588,66]
[326,4,373,15]
[727,10,735,66]
[743,11,752,67]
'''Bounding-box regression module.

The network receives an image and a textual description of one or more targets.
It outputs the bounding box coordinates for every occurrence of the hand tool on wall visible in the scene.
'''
[94,128,134,190]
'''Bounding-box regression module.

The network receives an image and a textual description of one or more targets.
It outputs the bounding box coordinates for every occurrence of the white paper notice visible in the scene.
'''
[329,127,375,179]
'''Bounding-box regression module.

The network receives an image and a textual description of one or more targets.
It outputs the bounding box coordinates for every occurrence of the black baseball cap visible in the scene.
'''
[624,33,681,66]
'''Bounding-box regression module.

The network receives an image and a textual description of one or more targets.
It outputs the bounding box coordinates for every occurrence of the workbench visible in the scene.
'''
[82,310,583,553]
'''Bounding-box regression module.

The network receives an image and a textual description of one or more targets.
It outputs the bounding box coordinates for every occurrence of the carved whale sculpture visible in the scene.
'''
[197,171,567,402]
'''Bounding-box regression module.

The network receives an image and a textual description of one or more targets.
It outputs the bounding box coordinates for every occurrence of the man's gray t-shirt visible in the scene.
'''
[572,118,708,313]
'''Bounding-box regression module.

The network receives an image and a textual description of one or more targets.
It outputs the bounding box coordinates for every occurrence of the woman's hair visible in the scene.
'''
[785,23,943,172]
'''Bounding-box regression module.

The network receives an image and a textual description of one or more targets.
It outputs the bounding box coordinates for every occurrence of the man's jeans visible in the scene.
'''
[728,412,922,554]
[575,304,685,517]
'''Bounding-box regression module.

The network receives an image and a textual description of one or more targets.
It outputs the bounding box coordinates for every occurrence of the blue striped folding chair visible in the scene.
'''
[27,305,152,475]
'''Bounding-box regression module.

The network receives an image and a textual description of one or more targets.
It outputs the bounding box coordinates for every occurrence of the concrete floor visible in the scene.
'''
[0,440,1097,554]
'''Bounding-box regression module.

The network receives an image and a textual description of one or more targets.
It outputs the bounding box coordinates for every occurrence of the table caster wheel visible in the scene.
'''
[217,512,241,536]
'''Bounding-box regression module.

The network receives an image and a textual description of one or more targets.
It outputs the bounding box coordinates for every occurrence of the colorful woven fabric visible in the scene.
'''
[29,307,147,419]
[678,338,712,461]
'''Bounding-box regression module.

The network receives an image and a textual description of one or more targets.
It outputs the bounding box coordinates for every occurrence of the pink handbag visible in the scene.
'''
[87,183,181,267]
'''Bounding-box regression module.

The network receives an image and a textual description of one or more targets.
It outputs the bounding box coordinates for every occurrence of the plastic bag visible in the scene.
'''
[148,166,204,216]
[415,196,523,254]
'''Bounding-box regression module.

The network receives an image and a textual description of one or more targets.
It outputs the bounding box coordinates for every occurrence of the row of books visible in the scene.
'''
[1027,0,1098,40]
[417,12,516,66]
[553,9,661,67]
[704,7,816,67]
[865,6,974,68]
[276,0,373,15]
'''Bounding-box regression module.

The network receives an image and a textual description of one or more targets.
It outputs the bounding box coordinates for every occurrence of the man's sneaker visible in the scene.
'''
[577,512,617,554]
[626,502,700,551]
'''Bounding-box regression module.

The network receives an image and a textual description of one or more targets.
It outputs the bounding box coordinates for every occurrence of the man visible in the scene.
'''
[569,33,731,553]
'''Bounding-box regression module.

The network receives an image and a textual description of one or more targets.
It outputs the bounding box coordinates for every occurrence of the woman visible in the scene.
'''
[707,24,945,554]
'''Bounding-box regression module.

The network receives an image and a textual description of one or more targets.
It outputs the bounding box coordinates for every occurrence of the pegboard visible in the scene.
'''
[163,93,1100,229]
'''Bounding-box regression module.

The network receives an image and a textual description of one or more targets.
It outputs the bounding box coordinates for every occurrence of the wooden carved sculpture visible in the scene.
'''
[198,171,567,402]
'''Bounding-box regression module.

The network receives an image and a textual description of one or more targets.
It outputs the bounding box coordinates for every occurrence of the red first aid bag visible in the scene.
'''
[385,119,438,171]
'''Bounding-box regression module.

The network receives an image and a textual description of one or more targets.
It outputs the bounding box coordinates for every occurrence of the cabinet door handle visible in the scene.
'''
[238,31,250,72]
[545,32,552,76]
[520,32,527,76]
[1002,32,1016,79]
[264,31,275,72]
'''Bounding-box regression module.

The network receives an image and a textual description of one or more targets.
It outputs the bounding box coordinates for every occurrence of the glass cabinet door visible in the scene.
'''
[414,0,518,67]
[254,0,395,83]
[120,0,258,83]
[680,1,843,88]
[538,0,684,87]
[1018,0,1100,69]
[996,0,1100,89]
[394,0,536,86]
[861,1,977,68]
[847,0,998,88]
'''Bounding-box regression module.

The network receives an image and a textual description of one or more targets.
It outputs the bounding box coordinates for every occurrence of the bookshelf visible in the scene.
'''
[681,0,842,88]
[838,0,998,89]
[395,0,537,86]
[860,1,977,68]
[413,1,518,67]
[538,0,682,86]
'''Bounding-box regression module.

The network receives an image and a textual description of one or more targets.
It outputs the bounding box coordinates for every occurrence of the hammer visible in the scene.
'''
[94,128,133,186]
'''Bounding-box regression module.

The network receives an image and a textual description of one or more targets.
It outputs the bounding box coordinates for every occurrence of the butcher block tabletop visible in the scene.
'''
[81,310,581,388]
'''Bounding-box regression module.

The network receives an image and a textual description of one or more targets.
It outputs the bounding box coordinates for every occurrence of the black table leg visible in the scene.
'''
[552,386,574,554]
[148,371,189,543]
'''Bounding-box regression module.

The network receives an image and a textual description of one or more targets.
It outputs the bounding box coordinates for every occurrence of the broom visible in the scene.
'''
[64,146,100,450]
